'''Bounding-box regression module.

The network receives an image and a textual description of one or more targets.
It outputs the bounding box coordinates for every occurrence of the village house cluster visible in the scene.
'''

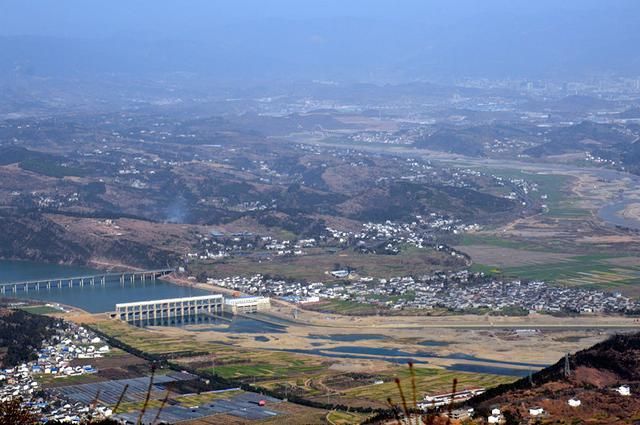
[206,270,640,315]
[348,130,413,145]
[188,213,478,263]
[327,216,479,254]
[0,322,113,423]
[399,274,639,314]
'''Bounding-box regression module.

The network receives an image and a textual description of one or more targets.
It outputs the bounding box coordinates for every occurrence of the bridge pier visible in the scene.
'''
[0,268,173,294]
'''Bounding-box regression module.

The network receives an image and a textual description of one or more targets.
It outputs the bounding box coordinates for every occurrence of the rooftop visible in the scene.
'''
[115,294,223,308]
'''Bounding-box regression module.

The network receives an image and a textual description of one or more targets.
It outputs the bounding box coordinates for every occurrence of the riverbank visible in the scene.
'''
[0,259,209,313]
[162,274,640,330]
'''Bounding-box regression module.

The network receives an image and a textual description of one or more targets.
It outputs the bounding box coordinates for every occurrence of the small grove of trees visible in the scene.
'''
[0,309,63,368]
[0,398,40,425]
[0,398,120,425]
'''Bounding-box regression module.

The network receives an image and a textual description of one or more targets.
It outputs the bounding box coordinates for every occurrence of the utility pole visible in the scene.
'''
[564,353,571,378]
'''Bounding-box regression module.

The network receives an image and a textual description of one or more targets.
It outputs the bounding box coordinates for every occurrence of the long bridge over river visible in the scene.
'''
[0,268,174,294]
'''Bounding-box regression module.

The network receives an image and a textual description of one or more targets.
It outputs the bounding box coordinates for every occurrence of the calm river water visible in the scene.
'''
[0,260,209,313]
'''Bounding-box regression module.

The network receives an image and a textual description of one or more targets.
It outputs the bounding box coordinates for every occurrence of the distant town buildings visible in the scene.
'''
[206,270,640,316]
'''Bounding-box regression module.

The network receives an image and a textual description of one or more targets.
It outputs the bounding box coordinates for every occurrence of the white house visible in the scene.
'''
[568,398,581,407]
[617,385,631,396]
[330,270,350,279]
[529,407,544,416]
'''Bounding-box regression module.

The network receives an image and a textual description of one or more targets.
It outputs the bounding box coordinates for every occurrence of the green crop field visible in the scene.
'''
[208,362,325,381]
[343,366,514,405]
[326,410,372,425]
[191,247,453,282]
[19,305,63,315]
[461,234,546,251]
[473,167,589,219]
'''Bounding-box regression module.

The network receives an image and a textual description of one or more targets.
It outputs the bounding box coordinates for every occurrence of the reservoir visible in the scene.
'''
[0,260,209,313]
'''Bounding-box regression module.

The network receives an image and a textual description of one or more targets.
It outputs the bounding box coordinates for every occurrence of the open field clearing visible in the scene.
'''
[460,247,640,295]
[460,244,573,268]
[18,305,64,315]
[116,390,245,413]
[178,402,332,425]
[94,320,330,383]
[84,313,633,407]
[501,254,640,290]
[190,247,459,281]
[460,234,550,251]
[326,411,373,425]
[239,362,515,409]
[341,366,514,406]
[206,361,326,381]
[93,319,219,355]
[468,168,588,220]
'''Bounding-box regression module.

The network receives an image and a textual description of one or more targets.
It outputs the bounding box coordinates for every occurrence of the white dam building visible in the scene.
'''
[115,294,224,321]
[224,296,271,314]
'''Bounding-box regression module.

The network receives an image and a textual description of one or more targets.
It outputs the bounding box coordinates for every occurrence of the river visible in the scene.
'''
[0,260,209,313]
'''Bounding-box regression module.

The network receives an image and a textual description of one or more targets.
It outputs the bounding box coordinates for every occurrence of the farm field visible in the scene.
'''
[116,389,246,413]
[460,244,573,268]
[92,319,220,355]
[177,402,332,425]
[467,168,587,219]
[18,305,65,315]
[462,238,640,295]
[341,366,514,406]
[207,361,326,381]
[456,164,640,296]
[189,247,458,282]
[503,256,640,290]
[326,411,372,425]
[85,312,619,410]
[239,364,515,409]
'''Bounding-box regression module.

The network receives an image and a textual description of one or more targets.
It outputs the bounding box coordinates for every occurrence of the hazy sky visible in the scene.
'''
[0,1,627,36]
[1,1,639,81]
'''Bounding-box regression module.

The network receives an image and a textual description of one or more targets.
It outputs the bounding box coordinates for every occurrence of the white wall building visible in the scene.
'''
[224,296,271,314]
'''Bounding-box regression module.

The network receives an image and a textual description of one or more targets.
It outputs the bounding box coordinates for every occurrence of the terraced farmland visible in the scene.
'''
[341,366,514,406]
